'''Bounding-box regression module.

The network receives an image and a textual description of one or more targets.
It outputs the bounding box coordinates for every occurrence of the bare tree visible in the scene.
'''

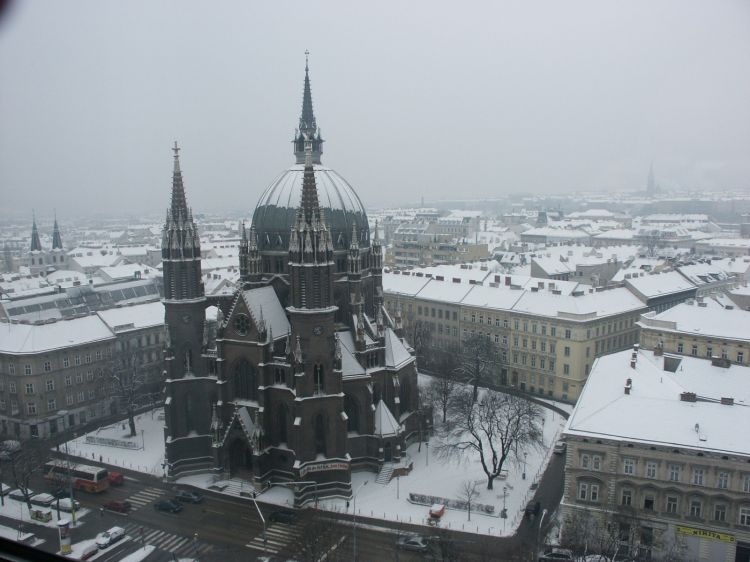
[456,333,497,402]
[425,362,459,424]
[108,352,147,437]
[437,387,544,490]
[295,515,346,562]
[458,479,480,521]
[4,439,48,513]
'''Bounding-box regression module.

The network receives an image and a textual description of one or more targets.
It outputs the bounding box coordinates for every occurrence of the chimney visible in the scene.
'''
[505,276,511,286]
[624,378,633,394]
[720,397,734,406]
[680,392,697,402]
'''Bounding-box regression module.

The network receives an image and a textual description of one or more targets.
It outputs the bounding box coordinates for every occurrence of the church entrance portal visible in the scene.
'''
[228,439,254,477]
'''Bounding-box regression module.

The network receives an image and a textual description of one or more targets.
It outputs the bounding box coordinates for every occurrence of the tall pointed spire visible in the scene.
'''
[293,51,324,164]
[30,212,42,252]
[171,141,188,218]
[52,212,63,250]
[300,142,321,224]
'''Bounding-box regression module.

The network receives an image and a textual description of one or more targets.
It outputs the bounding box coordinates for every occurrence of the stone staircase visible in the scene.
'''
[375,463,395,485]
[208,477,259,497]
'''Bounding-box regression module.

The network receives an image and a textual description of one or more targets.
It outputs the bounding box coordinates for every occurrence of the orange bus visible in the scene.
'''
[44,460,110,494]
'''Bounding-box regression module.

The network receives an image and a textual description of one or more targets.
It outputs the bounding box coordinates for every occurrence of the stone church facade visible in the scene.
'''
[161,59,421,502]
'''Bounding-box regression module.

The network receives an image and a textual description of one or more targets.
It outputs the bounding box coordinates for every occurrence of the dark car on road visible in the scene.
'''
[104,500,132,513]
[397,535,430,552]
[154,499,183,513]
[175,490,203,503]
[524,500,541,519]
[269,510,299,524]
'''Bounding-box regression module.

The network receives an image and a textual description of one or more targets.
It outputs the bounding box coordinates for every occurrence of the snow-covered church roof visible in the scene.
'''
[385,328,412,369]
[374,400,401,438]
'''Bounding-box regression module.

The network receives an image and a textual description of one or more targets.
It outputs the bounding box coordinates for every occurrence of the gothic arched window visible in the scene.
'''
[277,403,288,444]
[314,364,324,394]
[233,359,256,400]
[344,394,360,433]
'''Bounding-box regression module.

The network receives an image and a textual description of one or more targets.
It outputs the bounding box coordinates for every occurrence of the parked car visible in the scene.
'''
[553,440,567,455]
[80,543,99,560]
[269,510,299,524]
[96,526,125,549]
[397,535,430,552]
[57,497,81,512]
[9,489,30,502]
[30,493,56,507]
[108,472,124,486]
[524,500,541,518]
[154,499,183,513]
[175,490,203,503]
[104,500,132,513]
[538,548,574,561]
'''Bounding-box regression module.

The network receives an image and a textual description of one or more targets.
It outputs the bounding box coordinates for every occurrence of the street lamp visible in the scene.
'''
[522,451,528,480]
[250,494,267,555]
[352,480,368,562]
[536,508,548,561]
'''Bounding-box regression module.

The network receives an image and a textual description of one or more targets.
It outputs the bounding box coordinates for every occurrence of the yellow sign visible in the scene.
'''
[676,525,735,543]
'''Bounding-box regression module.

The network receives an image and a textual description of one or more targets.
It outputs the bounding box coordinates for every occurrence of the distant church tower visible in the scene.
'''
[161,143,215,476]
[647,163,657,195]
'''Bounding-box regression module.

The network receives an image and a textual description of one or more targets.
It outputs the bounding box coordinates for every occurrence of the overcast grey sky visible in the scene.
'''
[1,0,749,217]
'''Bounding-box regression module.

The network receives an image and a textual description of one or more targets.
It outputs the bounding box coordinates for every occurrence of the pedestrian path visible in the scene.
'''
[245,522,302,555]
[125,486,165,510]
[121,522,213,557]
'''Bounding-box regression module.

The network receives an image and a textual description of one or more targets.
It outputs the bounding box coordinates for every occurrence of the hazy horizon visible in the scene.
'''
[1,0,749,218]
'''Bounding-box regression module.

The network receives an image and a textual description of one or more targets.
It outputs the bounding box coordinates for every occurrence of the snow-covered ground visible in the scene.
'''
[0,496,90,530]
[118,544,156,562]
[63,409,166,477]
[0,522,43,546]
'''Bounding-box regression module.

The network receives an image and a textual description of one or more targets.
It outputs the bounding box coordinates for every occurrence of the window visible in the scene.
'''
[522,338,528,349]
[24,364,32,375]
[541,341,546,352]
[43,361,51,372]
[8,382,16,394]
[47,398,56,411]
[531,340,537,350]
[677,343,684,354]
[65,375,72,387]
[643,494,655,511]
[8,363,15,375]
[666,495,678,514]
[646,461,657,479]
[623,458,635,476]
[502,335,508,346]
[74,355,81,366]
[77,391,85,403]
[503,319,509,329]
[578,482,588,501]
[66,395,74,406]
[45,379,54,392]
[96,350,102,361]
[63,357,69,368]
[706,346,713,358]
[523,321,528,332]
[25,383,34,395]
[738,351,745,364]
[714,504,727,522]
[513,336,519,347]
[549,359,556,372]
[88,390,95,400]
[722,348,728,359]
[689,498,702,518]
[86,370,93,382]
[693,467,705,486]
[563,364,570,375]
[581,454,590,469]
[551,327,556,337]
[592,455,602,471]
[565,329,571,339]
[26,402,37,415]
[75,373,83,384]
[550,342,556,353]
[590,484,599,502]
[743,475,750,493]
[718,471,729,489]
[621,489,632,506]
[532,324,537,334]
[564,346,571,357]
[669,464,681,482]
[740,506,750,526]
[691,345,698,357]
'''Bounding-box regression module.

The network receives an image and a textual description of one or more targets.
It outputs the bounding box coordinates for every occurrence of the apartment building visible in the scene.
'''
[562,349,750,561]
[638,301,749,367]
[384,266,647,402]
[0,301,165,439]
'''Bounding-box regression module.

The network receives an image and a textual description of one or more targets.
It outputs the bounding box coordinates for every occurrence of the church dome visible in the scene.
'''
[252,164,370,252]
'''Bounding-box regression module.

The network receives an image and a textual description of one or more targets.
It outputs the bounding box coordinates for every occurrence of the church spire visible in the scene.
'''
[52,213,63,250]
[30,212,42,252]
[293,51,324,164]
[171,141,188,219]
[300,142,321,224]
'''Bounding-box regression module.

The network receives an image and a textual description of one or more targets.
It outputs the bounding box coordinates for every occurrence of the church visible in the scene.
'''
[161,57,422,502]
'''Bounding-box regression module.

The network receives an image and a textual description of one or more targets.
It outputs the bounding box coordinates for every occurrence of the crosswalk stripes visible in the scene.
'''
[121,522,213,556]
[245,523,302,555]
[126,487,165,510]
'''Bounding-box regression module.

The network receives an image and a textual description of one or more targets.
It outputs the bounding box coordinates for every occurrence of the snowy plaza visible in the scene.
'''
[62,390,568,538]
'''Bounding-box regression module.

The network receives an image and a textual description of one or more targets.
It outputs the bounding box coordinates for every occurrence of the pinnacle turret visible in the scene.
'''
[52,214,63,250]
[170,141,188,220]
[30,213,42,252]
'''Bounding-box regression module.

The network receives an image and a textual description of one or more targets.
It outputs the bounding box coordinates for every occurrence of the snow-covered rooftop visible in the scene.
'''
[242,286,290,338]
[96,301,165,332]
[0,314,116,354]
[638,302,750,343]
[565,349,750,456]
[624,270,696,299]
